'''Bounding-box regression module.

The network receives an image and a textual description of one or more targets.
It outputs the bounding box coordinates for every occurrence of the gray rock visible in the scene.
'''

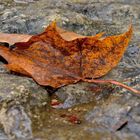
[0,62,10,74]
[55,82,113,108]
[0,105,32,140]
[85,83,140,139]
[0,0,140,140]
[0,74,49,139]
[14,0,38,4]
[0,74,49,108]
[0,129,9,140]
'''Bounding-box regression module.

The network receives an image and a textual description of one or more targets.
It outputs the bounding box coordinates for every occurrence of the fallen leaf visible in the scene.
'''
[0,22,139,94]
[0,33,31,45]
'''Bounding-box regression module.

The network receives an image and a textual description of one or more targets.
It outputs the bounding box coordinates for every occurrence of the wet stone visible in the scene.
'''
[0,74,49,108]
[115,44,140,79]
[0,74,49,139]
[0,0,140,139]
[55,82,113,108]
[0,105,32,140]
[0,62,9,74]
[85,85,140,139]
[14,0,38,4]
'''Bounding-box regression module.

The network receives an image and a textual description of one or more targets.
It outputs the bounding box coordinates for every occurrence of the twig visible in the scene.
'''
[83,79,140,95]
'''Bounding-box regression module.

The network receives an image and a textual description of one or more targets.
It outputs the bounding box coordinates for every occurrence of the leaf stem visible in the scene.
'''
[83,79,140,95]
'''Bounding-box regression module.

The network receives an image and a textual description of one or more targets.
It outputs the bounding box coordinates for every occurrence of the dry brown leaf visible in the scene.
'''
[0,22,139,94]
[0,33,31,45]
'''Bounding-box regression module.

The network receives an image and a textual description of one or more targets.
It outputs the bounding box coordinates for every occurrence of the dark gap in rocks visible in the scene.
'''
[116,121,128,131]
[112,119,128,132]
[45,86,58,95]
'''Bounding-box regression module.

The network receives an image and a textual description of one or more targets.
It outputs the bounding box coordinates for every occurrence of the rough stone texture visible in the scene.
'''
[0,74,49,108]
[0,62,9,74]
[0,0,140,140]
[85,91,140,140]
[0,105,32,140]
[55,82,113,108]
[0,74,49,139]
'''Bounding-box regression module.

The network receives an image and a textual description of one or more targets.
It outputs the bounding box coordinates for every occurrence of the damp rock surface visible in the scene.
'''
[0,0,140,140]
[0,105,32,140]
[55,82,113,108]
[0,74,49,139]
[0,74,49,107]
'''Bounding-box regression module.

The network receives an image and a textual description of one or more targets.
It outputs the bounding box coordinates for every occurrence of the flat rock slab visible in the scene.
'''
[85,92,140,140]
[0,74,49,107]
[55,82,113,108]
[0,0,140,140]
[0,74,49,139]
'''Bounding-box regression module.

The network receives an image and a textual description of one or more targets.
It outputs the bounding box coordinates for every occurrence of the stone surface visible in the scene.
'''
[85,90,140,140]
[14,0,38,4]
[0,74,49,108]
[0,74,49,139]
[0,0,140,140]
[0,105,32,140]
[55,82,113,108]
[0,62,9,74]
